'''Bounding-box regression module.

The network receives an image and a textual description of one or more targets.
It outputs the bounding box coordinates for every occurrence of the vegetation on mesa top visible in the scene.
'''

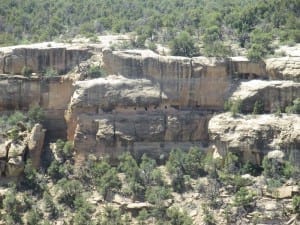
[0,0,299,59]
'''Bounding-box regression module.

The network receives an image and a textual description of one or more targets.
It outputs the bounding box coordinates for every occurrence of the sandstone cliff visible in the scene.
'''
[65,75,209,162]
[103,50,268,110]
[0,42,91,75]
[0,75,75,138]
[208,113,300,164]
[230,80,300,113]
[0,41,299,166]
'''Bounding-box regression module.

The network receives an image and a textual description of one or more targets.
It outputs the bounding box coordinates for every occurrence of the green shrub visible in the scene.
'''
[8,111,26,126]
[73,196,94,225]
[252,100,264,114]
[292,195,300,214]
[137,209,149,225]
[166,207,193,225]
[47,160,67,181]
[247,29,273,61]
[44,68,58,77]
[262,156,297,180]
[145,186,171,205]
[26,208,42,225]
[28,105,44,124]
[202,204,216,225]
[285,98,300,114]
[22,66,33,77]
[57,178,83,208]
[233,187,256,209]
[21,160,44,193]
[87,65,107,78]
[98,205,124,225]
[97,167,122,200]
[55,139,74,162]
[224,99,242,117]
[43,191,59,219]
[3,189,23,225]
[240,161,262,176]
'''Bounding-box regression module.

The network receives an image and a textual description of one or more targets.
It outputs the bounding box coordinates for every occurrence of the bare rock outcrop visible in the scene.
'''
[208,113,300,164]
[266,56,300,81]
[0,42,92,75]
[265,45,300,81]
[65,75,210,162]
[0,75,75,138]
[103,50,267,110]
[0,123,45,177]
[230,80,300,113]
[28,124,46,168]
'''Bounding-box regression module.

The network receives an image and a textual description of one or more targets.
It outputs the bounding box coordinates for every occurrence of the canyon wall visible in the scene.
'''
[103,50,267,110]
[0,43,91,75]
[0,75,74,139]
[65,75,210,162]
[0,43,299,166]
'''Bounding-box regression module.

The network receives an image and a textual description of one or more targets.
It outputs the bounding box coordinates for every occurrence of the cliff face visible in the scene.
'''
[0,42,299,166]
[230,80,300,113]
[0,43,91,75]
[208,113,300,164]
[103,50,267,110]
[0,43,91,139]
[0,75,74,138]
[65,75,210,162]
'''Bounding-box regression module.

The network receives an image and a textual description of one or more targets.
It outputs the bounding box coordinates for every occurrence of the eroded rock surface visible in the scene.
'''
[208,113,300,164]
[0,42,92,75]
[0,123,45,177]
[66,75,210,162]
[103,50,268,110]
[230,80,300,113]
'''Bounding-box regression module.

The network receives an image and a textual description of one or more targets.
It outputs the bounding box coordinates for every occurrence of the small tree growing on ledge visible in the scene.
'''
[87,65,107,78]
[252,100,264,114]
[44,67,58,77]
[224,98,242,117]
[22,66,33,77]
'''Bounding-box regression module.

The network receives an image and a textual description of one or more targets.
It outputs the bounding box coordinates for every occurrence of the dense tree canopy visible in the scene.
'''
[0,0,299,57]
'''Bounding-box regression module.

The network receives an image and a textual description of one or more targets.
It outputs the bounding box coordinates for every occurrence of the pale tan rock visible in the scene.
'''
[8,142,26,158]
[273,186,299,199]
[209,113,300,164]
[28,124,46,168]
[6,156,24,177]
[0,42,92,75]
[102,50,268,110]
[266,56,300,81]
[126,202,153,210]
[231,80,300,113]
[66,75,210,163]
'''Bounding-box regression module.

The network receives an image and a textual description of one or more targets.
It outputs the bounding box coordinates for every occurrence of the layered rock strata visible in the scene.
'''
[103,50,268,110]
[208,113,300,164]
[0,75,74,138]
[65,75,210,162]
[0,42,299,166]
[230,80,300,113]
[0,42,92,75]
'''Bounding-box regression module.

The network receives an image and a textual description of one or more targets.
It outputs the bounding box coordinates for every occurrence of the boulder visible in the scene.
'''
[6,156,24,177]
